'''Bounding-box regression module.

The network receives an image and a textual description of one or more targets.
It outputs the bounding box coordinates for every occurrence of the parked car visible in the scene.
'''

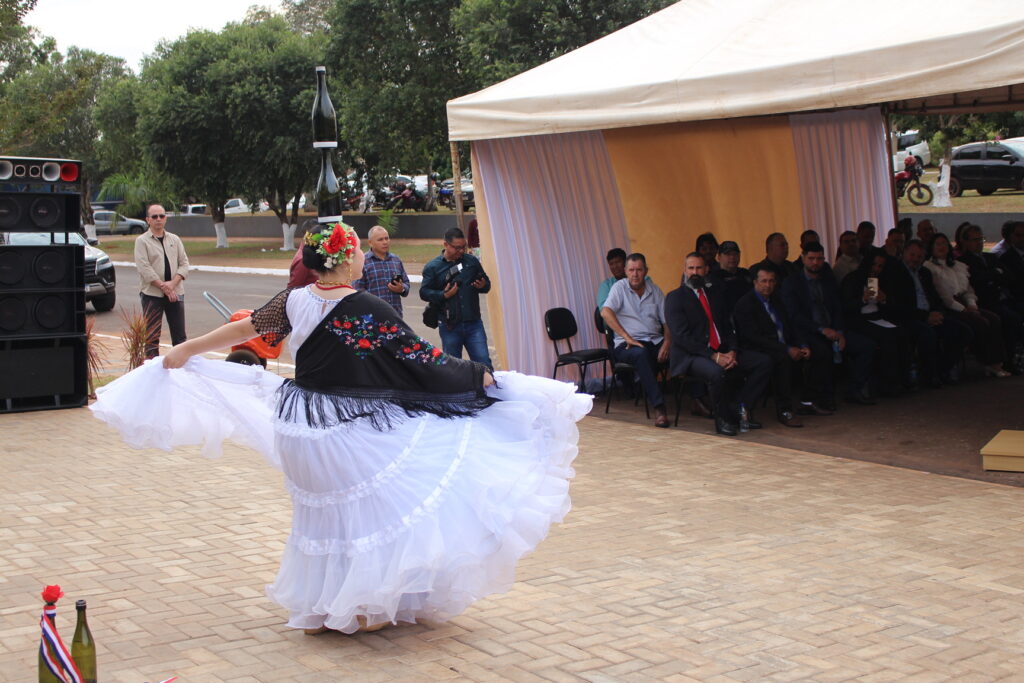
[949,140,1024,196]
[3,231,117,311]
[178,203,208,215]
[224,198,269,214]
[891,130,931,171]
[440,177,475,210]
[92,210,146,235]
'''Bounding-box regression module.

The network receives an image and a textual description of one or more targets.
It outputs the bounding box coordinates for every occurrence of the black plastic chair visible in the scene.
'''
[544,307,609,392]
[593,308,649,417]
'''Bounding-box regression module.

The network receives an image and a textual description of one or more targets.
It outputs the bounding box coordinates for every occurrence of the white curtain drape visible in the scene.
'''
[473,131,629,378]
[790,107,894,258]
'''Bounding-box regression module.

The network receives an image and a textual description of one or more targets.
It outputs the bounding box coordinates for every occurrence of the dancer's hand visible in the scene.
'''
[163,344,192,369]
[483,372,495,387]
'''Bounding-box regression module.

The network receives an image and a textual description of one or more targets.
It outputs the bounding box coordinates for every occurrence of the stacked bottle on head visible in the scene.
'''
[312,66,343,224]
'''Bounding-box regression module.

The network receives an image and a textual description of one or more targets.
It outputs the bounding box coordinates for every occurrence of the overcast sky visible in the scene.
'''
[24,0,270,71]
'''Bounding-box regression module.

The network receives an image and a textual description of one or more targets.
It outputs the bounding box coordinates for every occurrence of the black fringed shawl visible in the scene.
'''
[250,289,496,431]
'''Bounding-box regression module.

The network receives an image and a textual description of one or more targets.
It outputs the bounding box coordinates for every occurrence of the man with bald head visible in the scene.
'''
[353,225,410,315]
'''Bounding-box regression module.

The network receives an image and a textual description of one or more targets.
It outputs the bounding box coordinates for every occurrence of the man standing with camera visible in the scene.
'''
[353,225,410,316]
[420,227,492,367]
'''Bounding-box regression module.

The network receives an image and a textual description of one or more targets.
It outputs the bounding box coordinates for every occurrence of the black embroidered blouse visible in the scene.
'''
[250,289,495,430]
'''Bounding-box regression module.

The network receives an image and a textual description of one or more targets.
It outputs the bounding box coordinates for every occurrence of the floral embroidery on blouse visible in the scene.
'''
[325,312,447,364]
[327,313,401,357]
[395,335,448,365]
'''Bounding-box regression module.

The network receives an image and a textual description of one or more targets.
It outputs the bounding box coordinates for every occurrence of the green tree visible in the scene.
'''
[326,0,473,198]
[281,0,333,34]
[0,46,129,225]
[226,14,326,247]
[454,0,673,87]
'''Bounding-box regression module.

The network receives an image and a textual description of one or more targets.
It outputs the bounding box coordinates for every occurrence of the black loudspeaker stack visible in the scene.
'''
[0,155,88,413]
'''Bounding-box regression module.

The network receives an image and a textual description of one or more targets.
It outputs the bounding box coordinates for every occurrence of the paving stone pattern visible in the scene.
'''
[2,407,1024,681]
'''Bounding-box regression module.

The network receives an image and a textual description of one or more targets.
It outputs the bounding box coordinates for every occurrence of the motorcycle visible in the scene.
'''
[387,183,425,212]
[894,157,933,206]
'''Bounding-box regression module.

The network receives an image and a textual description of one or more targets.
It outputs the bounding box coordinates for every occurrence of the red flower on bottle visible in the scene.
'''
[41,585,64,604]
[358,338,371,349]
[324,228,345,254]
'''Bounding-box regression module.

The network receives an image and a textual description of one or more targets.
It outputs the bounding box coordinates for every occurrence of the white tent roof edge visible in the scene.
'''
[447,0,1024,141]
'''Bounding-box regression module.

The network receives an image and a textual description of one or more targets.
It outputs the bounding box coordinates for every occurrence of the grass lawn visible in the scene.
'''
[897,170,1024,213]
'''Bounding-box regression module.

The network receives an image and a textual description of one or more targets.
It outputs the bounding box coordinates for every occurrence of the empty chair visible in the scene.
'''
[544,307,609,392]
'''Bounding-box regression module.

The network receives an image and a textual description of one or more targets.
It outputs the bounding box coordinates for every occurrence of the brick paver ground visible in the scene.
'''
[3,404,1024,681]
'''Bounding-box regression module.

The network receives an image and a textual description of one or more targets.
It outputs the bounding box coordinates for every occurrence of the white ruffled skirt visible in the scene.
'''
[91,358,592,632]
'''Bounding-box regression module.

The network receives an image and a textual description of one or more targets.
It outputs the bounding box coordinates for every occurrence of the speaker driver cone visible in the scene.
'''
[0,251,26,285]
[0,160,12,180]
[0,196,21,228]
[0,296,29,332]
[29,197,62,229]
[34,295,67,330]
[33,250,68,284]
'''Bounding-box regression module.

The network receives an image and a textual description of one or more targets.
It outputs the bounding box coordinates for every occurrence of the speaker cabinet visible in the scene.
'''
[0,192,81,232]
[0,245,85,338]
[0,335,88,412]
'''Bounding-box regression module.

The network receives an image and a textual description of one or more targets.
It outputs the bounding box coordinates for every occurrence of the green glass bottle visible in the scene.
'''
[71,600,97,683]
[311,65,338,148]
[38,603,61,683]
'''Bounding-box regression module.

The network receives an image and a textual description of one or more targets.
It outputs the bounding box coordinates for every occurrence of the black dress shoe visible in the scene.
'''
[796,402,833,416]
[715,417,738,436]
[778,411,804,428]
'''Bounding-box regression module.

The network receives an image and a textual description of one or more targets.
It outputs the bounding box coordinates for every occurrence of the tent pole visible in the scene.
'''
[450,141,466,232]
[882,104,899,233]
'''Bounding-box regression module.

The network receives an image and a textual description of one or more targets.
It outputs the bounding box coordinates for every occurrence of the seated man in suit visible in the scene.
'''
[665,253,772,436]
[601,253,671,428]
[709,240,751,316]
[997,220,1024,309]
[782,241,877,408]
[734,265,829,427]
[749,232,798,286]
[881,239,971,386]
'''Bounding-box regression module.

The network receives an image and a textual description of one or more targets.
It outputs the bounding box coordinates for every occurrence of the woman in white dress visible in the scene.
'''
[92,222,591,634]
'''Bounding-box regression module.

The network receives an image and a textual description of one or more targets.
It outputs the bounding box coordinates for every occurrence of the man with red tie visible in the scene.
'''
[665,253,772,436]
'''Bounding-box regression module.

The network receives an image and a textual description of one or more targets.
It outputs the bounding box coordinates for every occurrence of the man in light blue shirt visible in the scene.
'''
[600,253,671,427]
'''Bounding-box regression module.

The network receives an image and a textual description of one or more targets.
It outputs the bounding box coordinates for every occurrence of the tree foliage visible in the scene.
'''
[133,16,324,240]
[281,0,334,34]
[0,46,128,219]
[326,0,473,179]
[454,0,674,87]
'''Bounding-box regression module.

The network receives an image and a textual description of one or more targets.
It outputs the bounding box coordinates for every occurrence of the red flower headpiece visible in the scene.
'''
[304,222,358,269]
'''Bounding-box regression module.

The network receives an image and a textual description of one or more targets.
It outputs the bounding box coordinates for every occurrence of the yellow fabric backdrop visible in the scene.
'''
[603,117,805,293]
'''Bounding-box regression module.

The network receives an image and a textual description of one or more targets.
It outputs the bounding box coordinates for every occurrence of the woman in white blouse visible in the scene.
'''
[923,233,1009,377]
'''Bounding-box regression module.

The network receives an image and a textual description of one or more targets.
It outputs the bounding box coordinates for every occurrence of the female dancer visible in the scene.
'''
[92,222,591,634]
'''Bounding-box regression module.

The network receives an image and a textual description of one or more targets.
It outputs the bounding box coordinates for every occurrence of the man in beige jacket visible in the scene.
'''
[135,204,190,358]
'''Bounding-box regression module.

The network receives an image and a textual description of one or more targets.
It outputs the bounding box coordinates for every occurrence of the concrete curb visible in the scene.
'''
[113,261,423,283]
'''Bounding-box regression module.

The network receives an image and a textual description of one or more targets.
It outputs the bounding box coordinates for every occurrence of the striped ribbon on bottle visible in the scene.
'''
[39,604,83,683]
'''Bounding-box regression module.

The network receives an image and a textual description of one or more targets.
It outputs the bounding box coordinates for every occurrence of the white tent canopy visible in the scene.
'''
[448,0,1024,141]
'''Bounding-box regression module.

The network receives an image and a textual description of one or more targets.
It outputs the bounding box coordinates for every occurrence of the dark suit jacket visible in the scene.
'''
[665,283,737,378]
[998,247,1024,301]
[781,270,846,340]
[840,270,900,325]
[709,267,752,315]
[733,289,805,356]
[881,260,943,323]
